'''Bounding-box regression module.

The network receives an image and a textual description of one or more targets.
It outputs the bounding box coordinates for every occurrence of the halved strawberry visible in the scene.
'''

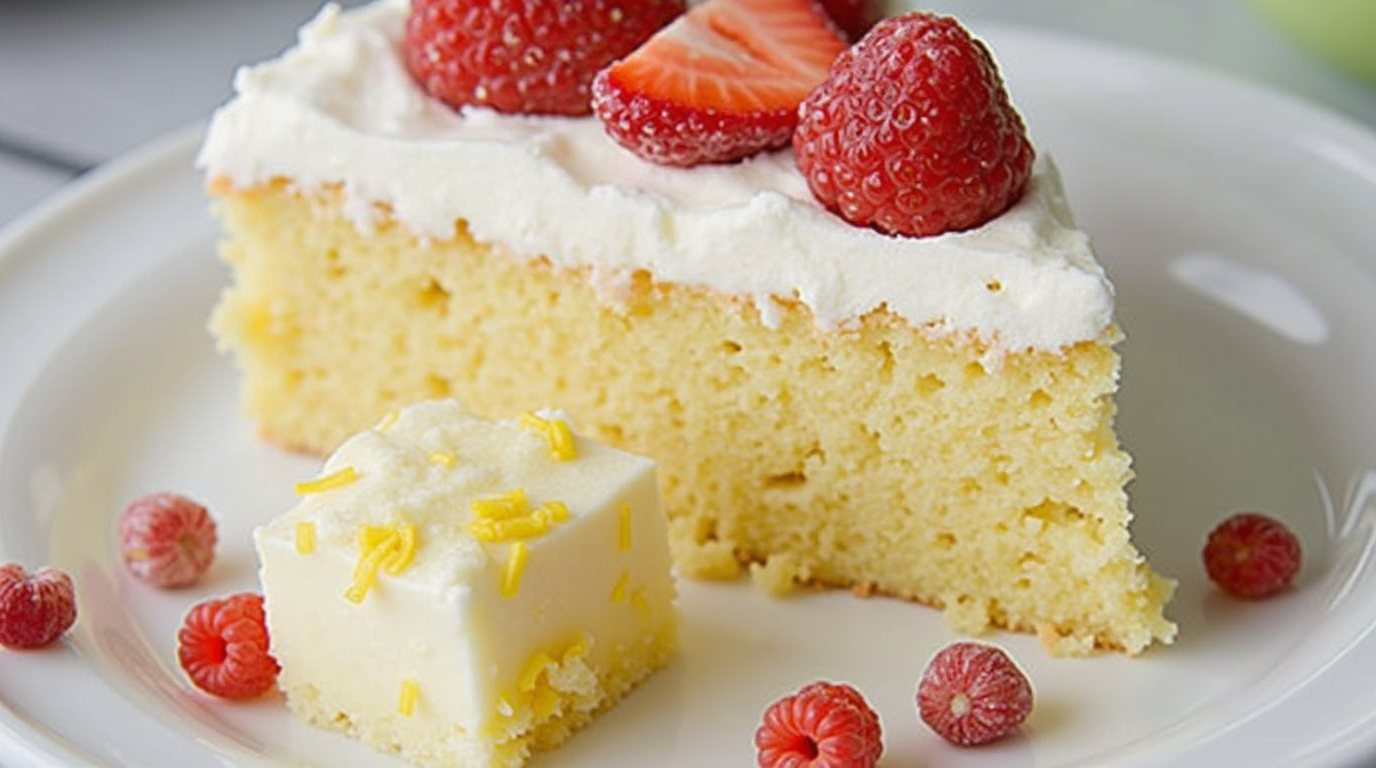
[592,0,847,167]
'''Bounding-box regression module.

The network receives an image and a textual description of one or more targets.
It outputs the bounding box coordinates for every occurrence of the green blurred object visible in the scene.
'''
[1249,0,1376,84]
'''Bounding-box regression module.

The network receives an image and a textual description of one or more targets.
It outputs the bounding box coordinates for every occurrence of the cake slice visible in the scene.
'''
[253,399,676,768]
[207,0,1175,655]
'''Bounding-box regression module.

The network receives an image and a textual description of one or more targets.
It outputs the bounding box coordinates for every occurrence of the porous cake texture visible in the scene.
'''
[217,181,1175,655]
[254,400,677,768]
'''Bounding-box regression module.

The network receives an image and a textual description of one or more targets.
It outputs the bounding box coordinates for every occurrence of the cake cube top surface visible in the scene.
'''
[258,399,653,588]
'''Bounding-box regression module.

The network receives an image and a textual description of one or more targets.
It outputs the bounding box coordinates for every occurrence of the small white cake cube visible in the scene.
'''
[254,399,677,768]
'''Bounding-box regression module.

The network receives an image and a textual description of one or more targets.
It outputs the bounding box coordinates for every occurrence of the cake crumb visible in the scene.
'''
[677,539,741,579]
[850,580,877,598]
[749,552,808,596]
[942,594,992,635]
[1035,623,1096,657]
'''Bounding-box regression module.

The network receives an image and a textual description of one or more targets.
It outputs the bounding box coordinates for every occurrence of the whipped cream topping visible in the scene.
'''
[198,0,1116,352]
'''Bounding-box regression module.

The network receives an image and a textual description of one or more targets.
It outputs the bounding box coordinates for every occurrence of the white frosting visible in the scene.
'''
[198,0,1116,352]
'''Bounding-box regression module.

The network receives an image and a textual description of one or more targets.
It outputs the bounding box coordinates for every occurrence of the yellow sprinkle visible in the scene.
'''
[358,524,396,551]
[383,523,418,575]
[467,518,498,541]
[126,548,149,561]
[498,516,549,539]
[346,522,419,602]
[502,541,527,599]
[468,514,549,543]
[375,410,399,431]
[295,465,359,495]
[610,571,630,603]
[471,488,528,520]
[429,451,456,468]
[564,634,590,660]
[398,679,420,717]
[345,542,391,604]
[631,587,651,622]
[618,503,631,552]
[547,419,577,461]
[539,500,569,523]
[295,522,316,555]
[518,411,577,461]
[519,651,553,692]
[532,686,559,719]
[518,411,548,434]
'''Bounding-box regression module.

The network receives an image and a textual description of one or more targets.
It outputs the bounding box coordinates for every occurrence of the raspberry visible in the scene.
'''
[1203,512,1302,598]
[404,0,685,116]
[793,13,1034,238]
[917,642,1033,746]
[176,592,280,699]
[119,492,217,588]
[0,564,77,649]
[818,0,881,41]
[755,681,882,768]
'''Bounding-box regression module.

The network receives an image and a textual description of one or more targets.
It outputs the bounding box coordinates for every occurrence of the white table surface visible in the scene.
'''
[0,1,1373,767]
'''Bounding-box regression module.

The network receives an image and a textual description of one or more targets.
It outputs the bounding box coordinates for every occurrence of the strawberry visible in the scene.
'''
[793,12,1034,237]
[819,0,881,41]
[404,0,685,116]
[592,0,848,167]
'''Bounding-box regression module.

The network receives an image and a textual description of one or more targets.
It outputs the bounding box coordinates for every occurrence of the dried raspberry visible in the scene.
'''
[0,564,77,649]
[917,642,1033,746]
[755,680,882,768]
[793,12,1034,237]
[404,0,685,116]
[177,592,280,699]
[1203,512,1302,598]
[119,492,217,588]
[818,0,881,41]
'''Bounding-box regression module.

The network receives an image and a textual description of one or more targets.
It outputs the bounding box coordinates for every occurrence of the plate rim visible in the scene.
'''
[2,20,1376,768]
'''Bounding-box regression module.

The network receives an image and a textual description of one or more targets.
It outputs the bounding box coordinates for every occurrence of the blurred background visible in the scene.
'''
[0,0,1373,227]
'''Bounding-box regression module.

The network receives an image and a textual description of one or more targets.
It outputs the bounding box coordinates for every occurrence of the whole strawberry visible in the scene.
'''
[794,13,1034,237]
[755,681,882,768]
[593,0,847,167]
[405,0,685,116]
[1203,512,1301,598]
[119,492,217,588]
[917,641,1032,746]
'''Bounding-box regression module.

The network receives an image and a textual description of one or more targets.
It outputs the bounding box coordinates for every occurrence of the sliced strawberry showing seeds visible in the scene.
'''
[592,0,847,167]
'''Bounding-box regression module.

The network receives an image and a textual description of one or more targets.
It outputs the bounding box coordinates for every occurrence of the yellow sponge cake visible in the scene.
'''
[203,0,1175,656]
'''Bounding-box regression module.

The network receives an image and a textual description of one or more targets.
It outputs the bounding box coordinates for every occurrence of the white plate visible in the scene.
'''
[3,22,1376,768]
